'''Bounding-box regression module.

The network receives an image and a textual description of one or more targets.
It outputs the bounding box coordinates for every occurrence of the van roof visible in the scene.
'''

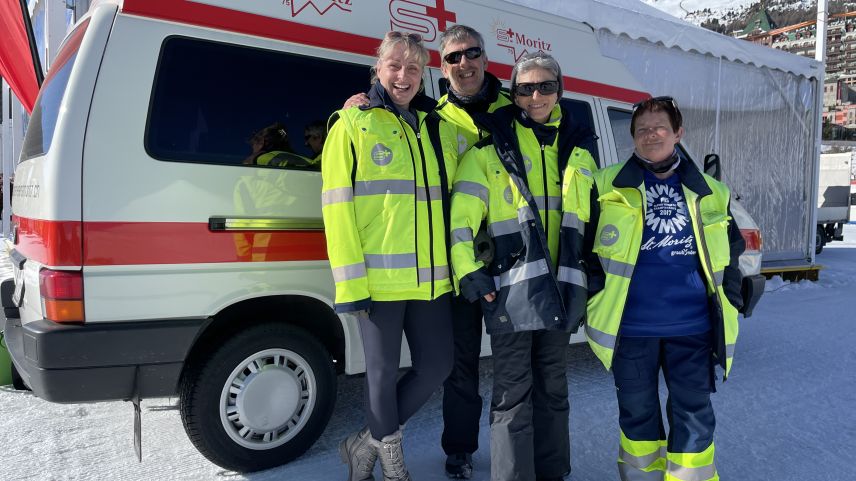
[111,0,650,104]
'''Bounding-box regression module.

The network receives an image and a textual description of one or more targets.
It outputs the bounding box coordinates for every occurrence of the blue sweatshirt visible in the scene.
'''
[621,170,710,337]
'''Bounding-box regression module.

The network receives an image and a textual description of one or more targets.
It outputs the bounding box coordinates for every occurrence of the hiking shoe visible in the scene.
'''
[445,453,473,479]
[339,427,377,481]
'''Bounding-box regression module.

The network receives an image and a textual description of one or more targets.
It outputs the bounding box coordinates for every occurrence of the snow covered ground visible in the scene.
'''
[1,224,855,481]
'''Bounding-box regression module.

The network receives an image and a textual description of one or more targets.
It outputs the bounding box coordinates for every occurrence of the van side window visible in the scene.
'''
[559,98,599,166]
[607,108,634,163]
[146,37,370,170]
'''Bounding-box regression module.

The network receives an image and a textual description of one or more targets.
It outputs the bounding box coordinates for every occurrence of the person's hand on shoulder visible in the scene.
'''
[343,93,370,109]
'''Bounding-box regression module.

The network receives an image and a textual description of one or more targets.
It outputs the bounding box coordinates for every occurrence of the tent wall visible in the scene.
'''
[597,31,821,266]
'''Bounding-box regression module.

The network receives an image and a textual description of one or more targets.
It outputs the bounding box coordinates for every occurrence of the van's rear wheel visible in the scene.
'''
[179,323,336,472]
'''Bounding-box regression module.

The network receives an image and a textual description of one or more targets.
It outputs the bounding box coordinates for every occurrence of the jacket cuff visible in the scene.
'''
[459,267,496,303]
[335,298,372,314]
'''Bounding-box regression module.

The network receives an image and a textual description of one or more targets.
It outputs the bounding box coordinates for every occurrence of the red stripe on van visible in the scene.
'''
[121,0,648,104]
[82,222,329,265]
[13,216,83,266]
[13,217,328,266]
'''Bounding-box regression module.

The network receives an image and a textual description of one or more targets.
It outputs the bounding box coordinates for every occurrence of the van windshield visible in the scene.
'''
[20,18,91,162]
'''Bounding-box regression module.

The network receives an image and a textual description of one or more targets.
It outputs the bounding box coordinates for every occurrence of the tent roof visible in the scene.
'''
[505,0,822,79]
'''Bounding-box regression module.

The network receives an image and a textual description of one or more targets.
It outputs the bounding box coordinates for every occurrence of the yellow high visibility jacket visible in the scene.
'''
[450,104,598,334]
[321,84,460,313]
[584,157,744,377]
[435,72,511,155]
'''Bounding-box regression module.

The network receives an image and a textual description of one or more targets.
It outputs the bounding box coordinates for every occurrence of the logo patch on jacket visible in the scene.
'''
[600,225,620,246]
[504,186,514,204]
[371,144,393,166]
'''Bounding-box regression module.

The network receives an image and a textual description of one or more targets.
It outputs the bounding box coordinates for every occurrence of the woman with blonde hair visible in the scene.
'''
[321,31,461,481]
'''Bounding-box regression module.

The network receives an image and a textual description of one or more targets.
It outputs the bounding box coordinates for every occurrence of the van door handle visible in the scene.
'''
[208,216,324,231]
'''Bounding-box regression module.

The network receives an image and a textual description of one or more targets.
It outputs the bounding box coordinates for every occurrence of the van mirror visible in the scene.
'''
[704,153,721,181]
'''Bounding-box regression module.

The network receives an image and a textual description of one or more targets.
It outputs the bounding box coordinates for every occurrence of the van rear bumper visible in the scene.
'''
[2,290,206,402]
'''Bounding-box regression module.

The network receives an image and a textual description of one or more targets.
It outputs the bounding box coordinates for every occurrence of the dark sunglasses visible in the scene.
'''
[385,31,423,43]
[443,46,483,65]
[514,80,560,97]
[633,95,677,111]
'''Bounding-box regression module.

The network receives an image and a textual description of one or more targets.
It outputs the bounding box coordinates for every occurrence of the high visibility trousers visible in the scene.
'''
[612,333,719,481]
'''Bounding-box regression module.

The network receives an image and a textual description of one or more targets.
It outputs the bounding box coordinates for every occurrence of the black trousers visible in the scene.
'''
[441,295,484,455]
[612,332,716,454]
[356,293,454,439]
[490,329,571,481]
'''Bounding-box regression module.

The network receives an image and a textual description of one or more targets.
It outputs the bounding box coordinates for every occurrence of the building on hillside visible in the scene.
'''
[741,11,856,130]
[736,6,778,45]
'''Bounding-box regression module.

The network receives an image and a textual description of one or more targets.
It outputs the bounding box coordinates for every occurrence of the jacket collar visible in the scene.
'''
[364,80,438,114]
[444,72,505,112]
[613,150,713,196]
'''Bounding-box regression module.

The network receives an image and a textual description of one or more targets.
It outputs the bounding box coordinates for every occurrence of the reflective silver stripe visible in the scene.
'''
[666,461,717,481]
[713,270,724,286]
[331,262,367,283]
[619,444,666,470]
[488,218,520,237]
[518,206,536,222]
[364,253,418,269]
[586,324,617,350]
[561,212,585,233]
[495,259,550,288]
[453,181,489,204]
[418,265,450,282]
[321,187,354,206]
[355,180,414,196]
[451,227,474,246]
[726,343,735,359]
[416,185,444,201]
[534,196,562,211]
[600,256,634,279]
[558,266,587,288]
[618,461,665,481]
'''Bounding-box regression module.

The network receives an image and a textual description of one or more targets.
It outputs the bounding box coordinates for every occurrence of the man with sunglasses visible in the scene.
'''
[343,24,511,480]
[573,96,745,481]
[433,24,512,481]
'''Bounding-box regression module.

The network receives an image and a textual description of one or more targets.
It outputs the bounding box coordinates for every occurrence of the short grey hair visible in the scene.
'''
[439,24,485,62]
[510,52,563,100]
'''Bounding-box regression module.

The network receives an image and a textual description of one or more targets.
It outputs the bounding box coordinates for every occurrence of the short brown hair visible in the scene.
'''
[630,97,683,136]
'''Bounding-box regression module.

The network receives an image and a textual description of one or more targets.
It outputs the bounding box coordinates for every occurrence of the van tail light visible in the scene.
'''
[39,269,85,323]
[740,228,762,253]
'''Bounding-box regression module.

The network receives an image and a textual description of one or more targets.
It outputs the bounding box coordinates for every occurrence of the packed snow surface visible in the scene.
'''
[1,224,855,480]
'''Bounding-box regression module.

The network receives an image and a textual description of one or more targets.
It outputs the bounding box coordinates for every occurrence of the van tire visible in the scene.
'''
[179,322,336,472]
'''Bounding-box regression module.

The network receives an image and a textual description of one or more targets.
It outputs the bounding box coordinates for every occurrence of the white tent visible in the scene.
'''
[508,0,822,266]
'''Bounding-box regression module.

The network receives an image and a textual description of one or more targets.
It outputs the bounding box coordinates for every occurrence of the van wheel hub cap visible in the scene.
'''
[219,348,316,450]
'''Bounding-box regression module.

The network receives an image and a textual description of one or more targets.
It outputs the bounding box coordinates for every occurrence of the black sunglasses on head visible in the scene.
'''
[632,95,677,111]
[514,80,560,97]
[443,46,483,64]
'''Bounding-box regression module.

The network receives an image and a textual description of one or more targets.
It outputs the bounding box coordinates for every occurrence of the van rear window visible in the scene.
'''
[20,18,90,161]
[146,37,370,169]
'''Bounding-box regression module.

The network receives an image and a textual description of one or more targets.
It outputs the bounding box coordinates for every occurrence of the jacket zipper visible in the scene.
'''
[395,113,434,296]
[415,124,436,298]
[540,143,549,236]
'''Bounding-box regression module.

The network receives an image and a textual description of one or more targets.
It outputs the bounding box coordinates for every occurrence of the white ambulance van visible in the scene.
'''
[1,0,765,472]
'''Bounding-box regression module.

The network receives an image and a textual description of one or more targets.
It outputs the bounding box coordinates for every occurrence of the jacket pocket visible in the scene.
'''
[593,191,637,261]
[701,213,731,269]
